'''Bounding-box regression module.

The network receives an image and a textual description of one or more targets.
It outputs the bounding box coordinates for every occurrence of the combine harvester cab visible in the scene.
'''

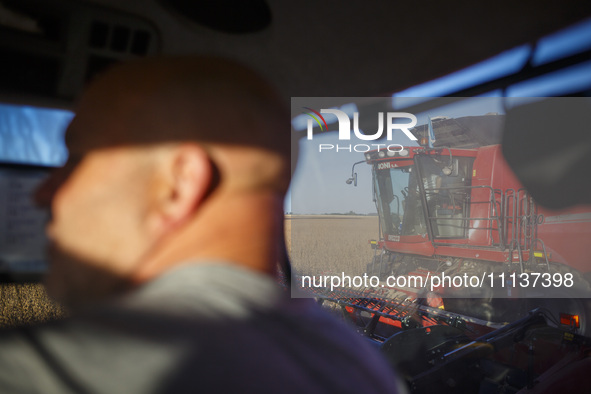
[317,115,591,393]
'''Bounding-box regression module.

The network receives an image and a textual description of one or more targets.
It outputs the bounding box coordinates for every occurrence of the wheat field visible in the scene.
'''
[285,215,380,277]
[0,283,64,327]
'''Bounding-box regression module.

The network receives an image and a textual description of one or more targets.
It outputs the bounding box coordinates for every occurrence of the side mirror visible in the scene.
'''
[346,172,358,186]
[346,160,365,187]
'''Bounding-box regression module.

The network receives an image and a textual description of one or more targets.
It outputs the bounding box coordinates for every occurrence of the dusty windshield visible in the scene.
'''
[374,164,426,237]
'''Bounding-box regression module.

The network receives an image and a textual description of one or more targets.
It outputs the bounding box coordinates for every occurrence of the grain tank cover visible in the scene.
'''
[411,114,505,149]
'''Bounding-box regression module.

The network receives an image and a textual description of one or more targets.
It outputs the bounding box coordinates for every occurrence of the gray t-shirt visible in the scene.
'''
[0,263,404,393]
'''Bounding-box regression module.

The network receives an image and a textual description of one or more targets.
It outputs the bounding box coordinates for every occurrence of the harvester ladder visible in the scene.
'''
[504,188,539,272]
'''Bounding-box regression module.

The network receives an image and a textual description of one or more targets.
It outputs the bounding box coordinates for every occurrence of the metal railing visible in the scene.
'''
[424,185,537,261]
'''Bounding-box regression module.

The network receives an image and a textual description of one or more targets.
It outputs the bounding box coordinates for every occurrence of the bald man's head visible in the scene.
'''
[38,56,291,306]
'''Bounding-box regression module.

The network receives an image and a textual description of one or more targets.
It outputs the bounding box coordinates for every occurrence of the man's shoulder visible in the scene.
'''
[118,263,403,392]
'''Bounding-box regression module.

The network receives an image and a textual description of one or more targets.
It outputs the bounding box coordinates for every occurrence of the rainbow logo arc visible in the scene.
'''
[302,107,328,132]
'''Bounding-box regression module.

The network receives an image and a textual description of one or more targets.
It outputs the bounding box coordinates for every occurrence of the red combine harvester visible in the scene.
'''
[311,115,591,393]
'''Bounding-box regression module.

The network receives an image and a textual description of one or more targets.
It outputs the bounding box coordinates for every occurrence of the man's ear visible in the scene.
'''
[153,143,212,231]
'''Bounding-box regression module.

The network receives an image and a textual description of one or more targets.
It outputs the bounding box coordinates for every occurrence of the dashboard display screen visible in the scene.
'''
[0,163,53,281]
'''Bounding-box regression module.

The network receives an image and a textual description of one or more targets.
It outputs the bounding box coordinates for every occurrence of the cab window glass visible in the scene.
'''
[416,155,474,238]
[0,103,72,166]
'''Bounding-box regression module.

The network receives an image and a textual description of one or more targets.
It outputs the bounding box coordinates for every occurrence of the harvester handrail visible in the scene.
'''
[422,184,537,260]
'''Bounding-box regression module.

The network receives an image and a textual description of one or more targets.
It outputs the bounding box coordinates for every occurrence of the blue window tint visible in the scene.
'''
[507,61,591,97]
[0,104,73,166]
[394,17,591,98]
[394,46,531,97]
[532,18,591,66]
